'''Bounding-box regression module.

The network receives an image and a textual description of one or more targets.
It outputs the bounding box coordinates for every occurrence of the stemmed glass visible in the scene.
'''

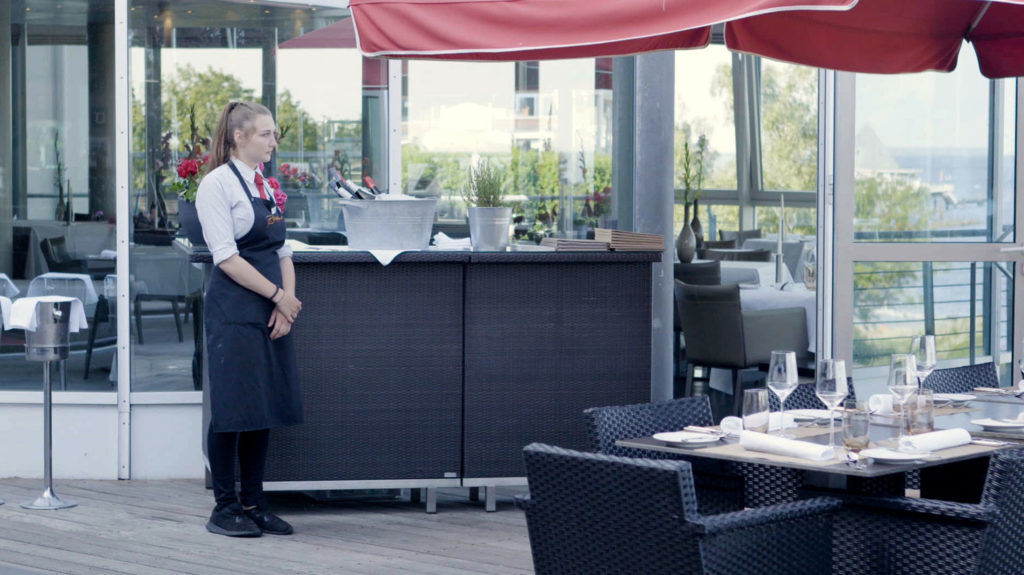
[767,351,798,438]
[815,359,848,447]
[910,335,936,385]
[888,354,919,441]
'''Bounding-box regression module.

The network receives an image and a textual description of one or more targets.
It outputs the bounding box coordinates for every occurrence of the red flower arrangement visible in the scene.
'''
[267,176,286,213]
[170,154,210,202]
[277,162,322,190]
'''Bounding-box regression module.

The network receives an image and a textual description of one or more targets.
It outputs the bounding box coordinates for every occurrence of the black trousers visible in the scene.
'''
[207,427,270,509]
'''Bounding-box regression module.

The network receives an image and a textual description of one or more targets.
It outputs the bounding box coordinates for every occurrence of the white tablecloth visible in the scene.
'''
[0,296,11,329]
[0,273,18,297]
[740,285,816,351]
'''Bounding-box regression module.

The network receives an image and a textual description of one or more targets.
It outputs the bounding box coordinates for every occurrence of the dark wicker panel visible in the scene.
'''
[264,262,464,482]
[463,262,652,478]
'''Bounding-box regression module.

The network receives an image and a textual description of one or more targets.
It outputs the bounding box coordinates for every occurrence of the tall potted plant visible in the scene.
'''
[463,160,511,251]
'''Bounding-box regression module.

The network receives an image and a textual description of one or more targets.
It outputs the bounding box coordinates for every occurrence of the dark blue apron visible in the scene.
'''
[205,162,303,432]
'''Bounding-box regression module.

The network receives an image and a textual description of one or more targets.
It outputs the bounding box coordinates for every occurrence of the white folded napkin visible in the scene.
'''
[99,249,118,259]
[433,232,472,250]
[9,296,88,333]
[897,428,971,453]
[721,413,797,435]
[367,249,405,266]
[0,296,11,330]
[739,430,835,461]
[869,394,895,414]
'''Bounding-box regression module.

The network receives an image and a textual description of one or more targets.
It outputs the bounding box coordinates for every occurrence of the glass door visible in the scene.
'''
[832,49,1021,397]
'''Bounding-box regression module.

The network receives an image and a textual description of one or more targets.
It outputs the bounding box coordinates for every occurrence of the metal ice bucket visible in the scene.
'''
[25,301,72,362]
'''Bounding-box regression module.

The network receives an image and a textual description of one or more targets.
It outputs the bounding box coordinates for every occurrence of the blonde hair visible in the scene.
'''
[209,101,273,168]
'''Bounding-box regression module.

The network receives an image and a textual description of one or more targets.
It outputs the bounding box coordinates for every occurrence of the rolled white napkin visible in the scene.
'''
[898,428,972,453]
[0,296,11,330]
[8,296,88,333]
[739,430,835,461]
[721,413,796,435]
[869,394,895,414]
[99,249,118,259]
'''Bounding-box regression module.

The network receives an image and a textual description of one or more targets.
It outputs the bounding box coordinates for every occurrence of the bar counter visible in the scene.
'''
[188,244,658,504]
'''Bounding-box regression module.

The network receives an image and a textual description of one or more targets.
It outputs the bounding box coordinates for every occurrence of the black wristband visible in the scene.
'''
[271,286,281,303]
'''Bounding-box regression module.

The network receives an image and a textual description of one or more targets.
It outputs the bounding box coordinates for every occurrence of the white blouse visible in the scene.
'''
[195,157,293,266]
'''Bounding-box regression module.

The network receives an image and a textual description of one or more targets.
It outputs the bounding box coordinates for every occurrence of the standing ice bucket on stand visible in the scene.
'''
[22,299,77,510]
[25,301,72,362]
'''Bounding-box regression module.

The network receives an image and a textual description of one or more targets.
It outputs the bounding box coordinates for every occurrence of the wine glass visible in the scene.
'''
[815,359,848,447]
[767,351,798,438]
[910,335,936,385]
[888,354,919,441]
[1017,358,1024,393]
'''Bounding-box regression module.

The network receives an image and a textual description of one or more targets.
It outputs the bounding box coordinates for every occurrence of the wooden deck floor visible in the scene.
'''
[0,479,533,575]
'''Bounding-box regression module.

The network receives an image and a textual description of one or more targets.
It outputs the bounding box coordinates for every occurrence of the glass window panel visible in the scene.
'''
[851,261,1013,396]
[854,45,1012,243]
[127,4,366,391]
[2,1,117,391]
[674,46,736,191]
[403,57,614,241]
[759,60,817,193]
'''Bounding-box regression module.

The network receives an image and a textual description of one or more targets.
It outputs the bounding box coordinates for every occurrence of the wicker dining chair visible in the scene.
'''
[584,396,744,515]
[768,379,858,411]
[831,448,1024,575]
[923,362,999,394]
[584,396,807,510]
[519,443,840,575]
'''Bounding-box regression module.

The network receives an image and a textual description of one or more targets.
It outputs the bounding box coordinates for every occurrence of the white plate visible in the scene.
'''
[859,448,931,463]
[971,418,1024,430]
[652,431,722,445]
[933,393,975,404]
[788,409,837,421]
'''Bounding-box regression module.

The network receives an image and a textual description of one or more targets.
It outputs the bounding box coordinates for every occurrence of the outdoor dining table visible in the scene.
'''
[615,397,1022,483]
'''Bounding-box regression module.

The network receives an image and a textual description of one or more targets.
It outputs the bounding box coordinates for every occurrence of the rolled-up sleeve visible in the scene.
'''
[276,243,293,259]
[195,176,239,266]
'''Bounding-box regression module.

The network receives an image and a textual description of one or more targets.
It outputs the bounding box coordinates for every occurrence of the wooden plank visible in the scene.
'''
[0,479,533,575]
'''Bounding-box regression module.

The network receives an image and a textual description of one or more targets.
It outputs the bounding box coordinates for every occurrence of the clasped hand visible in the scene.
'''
[268,292,302,340]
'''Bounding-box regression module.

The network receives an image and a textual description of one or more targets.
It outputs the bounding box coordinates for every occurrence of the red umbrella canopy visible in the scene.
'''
[726,0,1024,78]
[348,0,1024,78]
[348,0,858,61]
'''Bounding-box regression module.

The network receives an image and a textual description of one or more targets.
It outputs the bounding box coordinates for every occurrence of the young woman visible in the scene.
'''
[195,101,303,537]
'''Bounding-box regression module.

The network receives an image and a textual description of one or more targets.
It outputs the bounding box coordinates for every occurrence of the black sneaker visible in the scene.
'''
[206,502,262,537]
[244,502,294,535]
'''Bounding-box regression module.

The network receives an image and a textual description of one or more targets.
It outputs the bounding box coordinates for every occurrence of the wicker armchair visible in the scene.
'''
[519,443,840,575]
[584,397,744,514]
[584,396,805,510]
[832,448,1024,575]
[923,362,999,394]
